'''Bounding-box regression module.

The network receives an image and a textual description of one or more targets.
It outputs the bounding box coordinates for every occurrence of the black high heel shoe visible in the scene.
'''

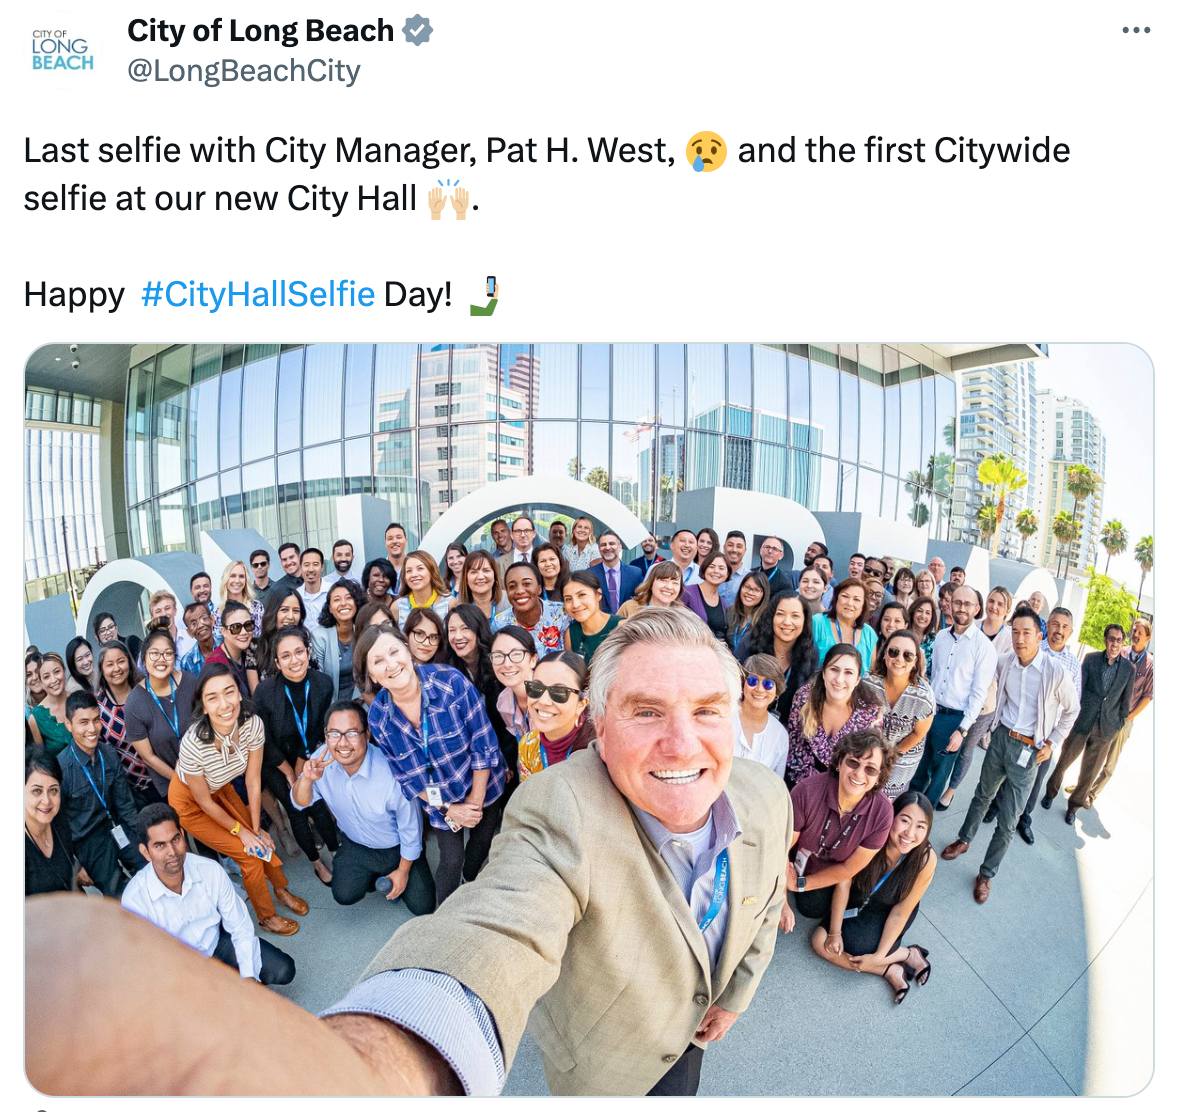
[905,945,932,987]
[884,963,910,1004]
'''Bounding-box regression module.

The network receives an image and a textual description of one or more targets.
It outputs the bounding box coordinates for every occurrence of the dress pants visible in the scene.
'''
[647,1044,704,1096]
[794,884,835,921]
[1044,726,1117,811]
[330,831,437,916]
[211,925,296,985]
[908,708,965,806]
[956,726,1041,879]
[169,777,290,922]
[988,757,1052,830]
[948,708,994,793]
[432,798,505,905]
[260,762,340,862]
[73,823,145,898]
[1087,717,1134,804]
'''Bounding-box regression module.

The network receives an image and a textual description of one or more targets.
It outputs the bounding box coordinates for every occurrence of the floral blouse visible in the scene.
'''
[784,683,883,787]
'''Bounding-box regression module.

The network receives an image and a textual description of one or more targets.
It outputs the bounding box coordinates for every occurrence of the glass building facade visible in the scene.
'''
[123,342,958,555]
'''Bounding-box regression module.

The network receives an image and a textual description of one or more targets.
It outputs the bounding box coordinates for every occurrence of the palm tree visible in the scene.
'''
[905,470,930,527]
[1064,464,1098,568]
[976,452,1028,557]
[1051,510,1079,578]
[1016,508,1039,564]
[1134,535,1153,608]
[975,503,997,546]
[585,466,610,493]
[1100,519,1128,576]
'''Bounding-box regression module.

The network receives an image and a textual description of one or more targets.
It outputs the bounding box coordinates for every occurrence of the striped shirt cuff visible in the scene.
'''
[320,969,505,1095]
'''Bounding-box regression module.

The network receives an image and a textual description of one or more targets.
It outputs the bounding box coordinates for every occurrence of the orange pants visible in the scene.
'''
[168,776,288,921]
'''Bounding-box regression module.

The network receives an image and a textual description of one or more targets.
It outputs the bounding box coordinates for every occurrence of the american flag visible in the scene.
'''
[623,415,658,442]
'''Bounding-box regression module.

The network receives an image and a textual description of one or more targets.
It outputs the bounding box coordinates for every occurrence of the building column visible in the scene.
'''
[99,400,130,562]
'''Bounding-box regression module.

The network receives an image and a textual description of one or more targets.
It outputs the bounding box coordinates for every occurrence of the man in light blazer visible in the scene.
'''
[495,514,541,581]
[28,608,794,1098]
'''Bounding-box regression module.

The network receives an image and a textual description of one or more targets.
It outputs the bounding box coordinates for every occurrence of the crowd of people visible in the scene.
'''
[25,519,1153,1013]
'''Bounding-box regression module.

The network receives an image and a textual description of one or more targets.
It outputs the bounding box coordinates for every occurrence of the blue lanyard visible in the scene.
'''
[71,745,108,812]
[831,618,851,646]
[284,680,311,756]
[538,737,573,770]
[419,704,436,782]
[147,677,181,739]
[698,850,730,933]
[862,859,900,907]
[733,619,751,652]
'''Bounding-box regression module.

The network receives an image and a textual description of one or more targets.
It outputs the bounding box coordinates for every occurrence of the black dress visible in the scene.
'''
[840,853,928,956]
[25,815,75,896]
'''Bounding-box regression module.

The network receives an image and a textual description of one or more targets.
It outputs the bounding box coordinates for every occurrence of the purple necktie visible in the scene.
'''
[608,567,619,612]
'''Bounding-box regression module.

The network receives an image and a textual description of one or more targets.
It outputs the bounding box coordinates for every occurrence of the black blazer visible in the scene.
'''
[1071,651,1134,739]
[254,670,336,768]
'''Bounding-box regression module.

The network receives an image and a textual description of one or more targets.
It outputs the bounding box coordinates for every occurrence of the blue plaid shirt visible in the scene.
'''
[177,643,208,677]
[368,664,506,831]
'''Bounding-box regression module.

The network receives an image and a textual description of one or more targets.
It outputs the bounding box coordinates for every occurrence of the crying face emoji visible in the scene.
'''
[687,132,727,172]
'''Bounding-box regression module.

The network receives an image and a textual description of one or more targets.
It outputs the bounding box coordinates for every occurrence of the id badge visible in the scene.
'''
[111,824,130,849]
[1017,747,1032,768]
[842,907,860,920]
[794,849,810,875]
[426,784,444,808]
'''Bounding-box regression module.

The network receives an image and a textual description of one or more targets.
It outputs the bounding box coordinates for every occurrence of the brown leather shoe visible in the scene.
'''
[259,915,300,936]
[973,875,991,904]
[941,840,969,861]
[275,889,309,916]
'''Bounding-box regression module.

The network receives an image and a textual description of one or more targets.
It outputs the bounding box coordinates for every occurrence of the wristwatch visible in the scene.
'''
[957,726,969,737]
[796,874,807,893]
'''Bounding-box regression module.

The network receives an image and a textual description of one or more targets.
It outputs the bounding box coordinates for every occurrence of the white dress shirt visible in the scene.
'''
[121,853,261,979]
[293,745,423,858]
[929,625,997,730]
[732,710,790,775]
[297,582,328,630]
[997,649,1045,737]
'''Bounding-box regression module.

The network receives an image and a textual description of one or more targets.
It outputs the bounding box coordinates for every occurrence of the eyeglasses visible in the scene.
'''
[843,755,882,779]
[744,674,777,692]
[251,560,268,569]
[325,729,364,741]
[146,649,175,662]
[410,629,440,645]
[490,649,529,665]
[224,621,253,635]
[886,647,916,662]
[97,623,117,636]
[525,679,584,704]
[512,526,535,535]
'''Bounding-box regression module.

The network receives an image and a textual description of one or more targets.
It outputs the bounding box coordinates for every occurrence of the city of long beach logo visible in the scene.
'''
[33,29,92,70]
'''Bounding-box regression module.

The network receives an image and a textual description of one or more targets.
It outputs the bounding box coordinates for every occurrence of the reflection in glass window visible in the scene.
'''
[727,344,752,409]
[685,430,722,491]
[276,348,303,455]
[303,344,345,446]
[127,360,151,503]
[218,368,242,471]
[921,375,936,467]
[579,421,609,493]
[190,377,219,481]
[856,468,881,516]
[159,486,189,552]
[535,345,578,419]
[611,422,653,518]
[530,421,579,487]
[303,443,342,552]
[881,474,898,521]
[612,344,655,423]
[657,344,685,428]
[816,457,838,513]
[790,448,818,509]
[374,432,419,535]
[810,363,839,458]
[838,461,858,512]
[858,379,884,471]
[754,442,787,498]
[241,459,278,544]
[754,345,787,424]
[373,344,417,432]
[343,344,374,439]
[581,343,609,421]
[277,453,302,541]
[839,372,859,463]
[221,468,243,530]
[344,437,373,496]
[883,385,900,480]
[898,379,922,479]
[687,344,725,432]
[240,349,277,462]
[153,347,189,494]
[194,476,222,536]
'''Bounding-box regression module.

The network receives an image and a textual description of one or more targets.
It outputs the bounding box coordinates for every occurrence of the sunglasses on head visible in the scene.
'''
[886,646,916,662]
[224,621,253,635]
[744,674,776,692]
[525,679,584,704]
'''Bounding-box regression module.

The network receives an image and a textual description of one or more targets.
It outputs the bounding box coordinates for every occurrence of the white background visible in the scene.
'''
[3,1,1180,1106]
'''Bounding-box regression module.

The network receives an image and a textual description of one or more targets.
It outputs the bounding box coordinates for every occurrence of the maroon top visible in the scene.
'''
[1123,647,1154,709]
[790,772,893,876]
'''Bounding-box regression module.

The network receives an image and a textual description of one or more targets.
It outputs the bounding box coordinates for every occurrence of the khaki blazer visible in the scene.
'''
[363,743,793,1095]
[496,548,535,584]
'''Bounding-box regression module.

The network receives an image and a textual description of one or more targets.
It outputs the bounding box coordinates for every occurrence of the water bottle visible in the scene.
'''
[375,876,393,895]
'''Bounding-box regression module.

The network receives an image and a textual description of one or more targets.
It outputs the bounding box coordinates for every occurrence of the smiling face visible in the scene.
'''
[201,674,242,735]
[758,539,784,570]
[466,558,495,599]
[915,570,936,598]
[686,132,727,172]
[839,747,883,801]
[814,557,833,583]
[836,585,866,624]
[73,644,94,677]
[385,526,407,561]
[67,705,103,751]
[332,543,354,574]
[275,636,310,682]
[142,639,176,680]
[985,590,1009,623]
[402,556,431,595]
[563,579,602,623]
[723,535,746,572]
[880,608,907,639]
[276,595,302,629]
[367,566,393,601]
[641,534,657,556]
[96,617,118,644]
[703,556,729,587]
[366,632,417,698]
[650,575,682,606]
[329,586,357,627]
[773,597,806,644]
[598,534,622,565]
[491,632,537,689]
[742,672,777,712]
[797,568,825,602]
[490,521,511,552]
[911,601,934,634]
[596,644,734,832]
[848,555,865,579]
[406,617,442,663]
[25,769,61,828]
[883,632,916,678]
[822,653,861,703]
[929,558,946,582]
[549,522,568,547]
[1104,626,1125,663]
[191,576,212,605]
[528,659,588,739]
[672,532,697,563]
[185,604,214,644]
[226,564,248,599]
[39,659,66,698]
[505,566,542,616]
[280,548,300,576]
[1130,622,1150,653]
[536,549,561,583]
[223,613,254,653]
[890,801,931,855]
[325,707,368,769]
[696,533,715,559]
[26,659,45,697]
[100,649,130,691]
[511,518,536,554]
[447,614,477,662]
[573,518,593,544]
[950,586,978,632]
[1045,611,1072,652]
[738,576,765,610]
[446,548,466,577]
[300,553,322,589]
[896,572,915,596]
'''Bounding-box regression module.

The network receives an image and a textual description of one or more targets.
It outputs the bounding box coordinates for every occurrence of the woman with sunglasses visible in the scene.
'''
[404,608,449,665]
[745,590,818,725]
[517,651,594,781]
[255,627,339,886]
[453,550,509,623]
[214,560,265,640]
[733,654,790,775]
[94,642,158,808]
[811,791,935,1004]
[727,571,770,661]
[907,597,939,678]
[205,601,255,699]
[780,728,896,933]
[64,636,95,694]
[92,611,142,666]
[123,628,199,797]
[356,624,507,905]
[395,550,453,626]
[865,631,936,801]
[532,542,571,603]
[441,543,468,599]
[785,643,882,790]
[312,579,366,702]
[562,571,620,665]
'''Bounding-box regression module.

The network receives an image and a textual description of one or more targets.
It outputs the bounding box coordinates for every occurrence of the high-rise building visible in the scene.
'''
[1036,392,1107,575]
[952,360,1039,558]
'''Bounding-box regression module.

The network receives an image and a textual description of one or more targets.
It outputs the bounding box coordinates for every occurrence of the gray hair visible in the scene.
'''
[588,606,742,719]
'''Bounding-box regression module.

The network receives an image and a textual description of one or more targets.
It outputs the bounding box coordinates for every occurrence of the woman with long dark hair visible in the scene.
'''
[255,589,308,684]
[25,650,46,708]
[64,636,95,694]
[517,651,594,780]
[312,578,366,702]
[811,791,936,1003]
[875,602,909,652]
[94,642,158,807]
[205,600,255,698]
[92,611,143,665]
[562,571,620,664]
[167,663,306,935]
[30,653,72,756]
[687,550,731,642]
[744,590,818,724]
[727,571,770,660]
[123,627,199,797]
[784,643,882,789]
[812,578,878,673]
[453,549,507,622]
[441,543,468,599]
[532,541,571,603]
[865,631,935,801]
[907,597,939,678]
[404,607,449,664]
